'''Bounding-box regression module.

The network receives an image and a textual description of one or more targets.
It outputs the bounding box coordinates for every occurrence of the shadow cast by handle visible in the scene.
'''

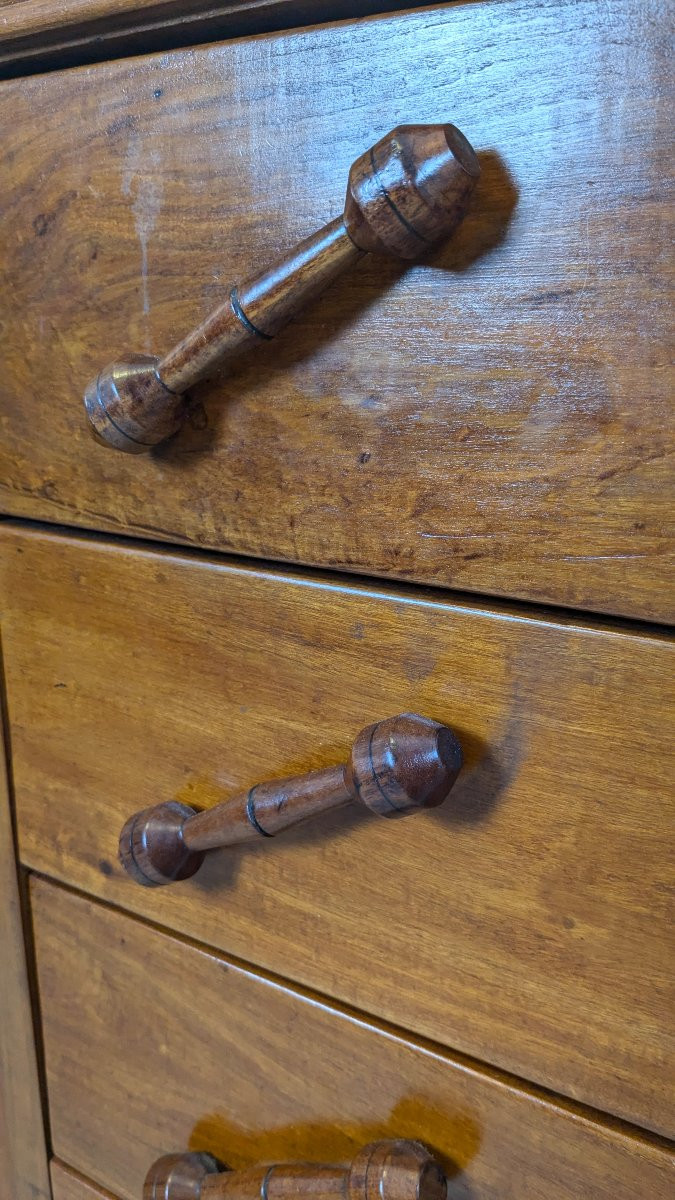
[429,149,519,273]
[152,148,518,465]
[431,725,507,828]
[187,1096,480,1198]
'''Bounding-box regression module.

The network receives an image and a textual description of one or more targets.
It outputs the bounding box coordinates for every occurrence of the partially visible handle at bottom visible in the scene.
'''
[144,1140,447,1200]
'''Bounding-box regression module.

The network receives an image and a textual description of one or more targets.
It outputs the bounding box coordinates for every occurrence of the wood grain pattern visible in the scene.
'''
[3,525,674,1136]
[31,881,675,1200]
[0,0,673,619]
[0,716,51,1200]
[52,1158,120,1200]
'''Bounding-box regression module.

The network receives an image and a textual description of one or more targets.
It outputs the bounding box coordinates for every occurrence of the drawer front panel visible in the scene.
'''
[3,526,674,1134]
[0,0,672,620]
[31,881,675,1200]
[51,1161,118,1200]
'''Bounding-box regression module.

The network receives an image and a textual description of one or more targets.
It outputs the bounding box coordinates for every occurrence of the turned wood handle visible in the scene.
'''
[84,123,480,452]
[143,1139,447,1200]
[119,713,462,886]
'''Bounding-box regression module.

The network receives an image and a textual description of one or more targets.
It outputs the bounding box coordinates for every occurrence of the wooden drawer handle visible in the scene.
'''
[119,713,462,886]
[144,1139,446,1200]
[84,123,479,453]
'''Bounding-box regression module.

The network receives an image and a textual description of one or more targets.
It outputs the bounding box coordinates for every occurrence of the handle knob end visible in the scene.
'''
[346,713,463,818]
[143,1151,224,1200]
[119,801,204,886]
[84,356,187,453]
[348,1141,447,1200]
[345,123,480,259]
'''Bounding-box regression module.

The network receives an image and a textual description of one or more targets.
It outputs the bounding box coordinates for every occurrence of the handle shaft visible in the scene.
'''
[182,765,351,851]
[159,217,361,393]
[204,1166,346,1200]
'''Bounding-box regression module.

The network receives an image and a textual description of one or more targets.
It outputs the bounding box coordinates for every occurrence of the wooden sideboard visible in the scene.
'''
[1,2,673,1198]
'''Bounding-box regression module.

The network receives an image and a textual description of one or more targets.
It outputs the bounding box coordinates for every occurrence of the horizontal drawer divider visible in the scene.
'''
[2,518,672,639]
[0,0,446,80]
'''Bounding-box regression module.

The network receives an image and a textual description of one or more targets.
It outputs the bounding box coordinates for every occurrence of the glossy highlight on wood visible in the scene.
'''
[143,1141,446,1200]
[83,122,479,451]
[119,713,463,885]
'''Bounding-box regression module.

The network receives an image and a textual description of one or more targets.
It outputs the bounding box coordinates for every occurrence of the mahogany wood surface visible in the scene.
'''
[52,1159,121,1200]
[3,525,674,1136]
[31,880,675,1200]
[119,714,463,885]
[0,725,50,1200]
[1,0,673,619]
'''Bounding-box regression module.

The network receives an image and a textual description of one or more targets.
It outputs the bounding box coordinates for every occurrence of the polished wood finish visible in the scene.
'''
[144,1141,446,1200]
[84,123,479,452]
[4,526,674,1136]
[0,732,50,1200]
[1,0,672,618]
[31,880,675,1200]
[52,1159,121,1200]
[119,713,463,885]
